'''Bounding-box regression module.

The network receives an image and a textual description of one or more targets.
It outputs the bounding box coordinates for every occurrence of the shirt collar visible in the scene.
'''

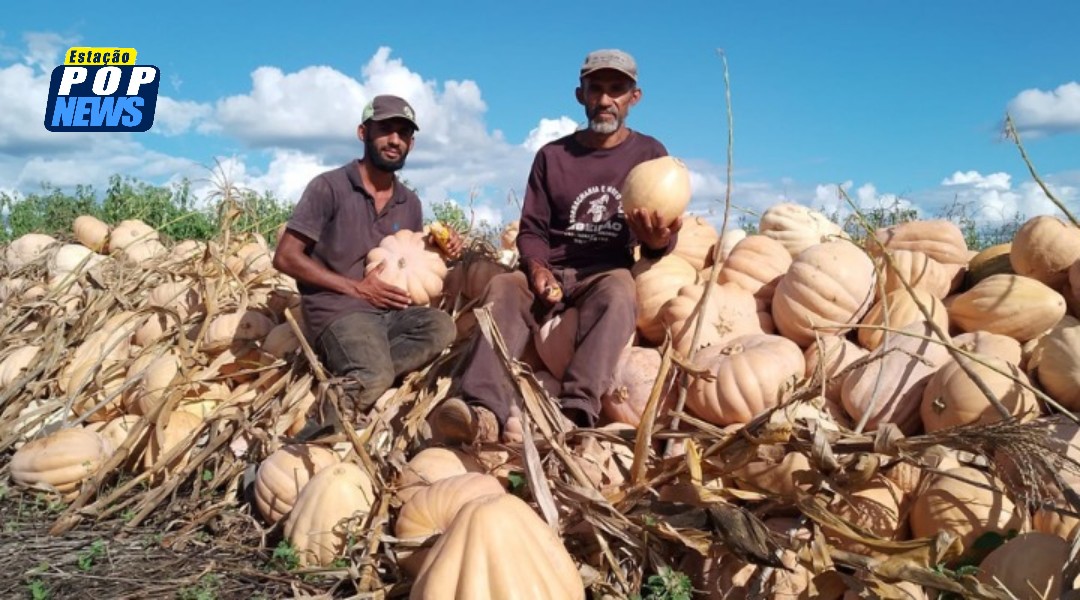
[346,159,407,204]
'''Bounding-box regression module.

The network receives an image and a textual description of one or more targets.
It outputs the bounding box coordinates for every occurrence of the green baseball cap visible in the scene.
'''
[362,94,419,131]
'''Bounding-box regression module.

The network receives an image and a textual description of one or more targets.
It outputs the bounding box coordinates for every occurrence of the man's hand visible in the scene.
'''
[348,262,412,309]
[627,208,683,251]
[429,221,463,260]
[529,265,563,306]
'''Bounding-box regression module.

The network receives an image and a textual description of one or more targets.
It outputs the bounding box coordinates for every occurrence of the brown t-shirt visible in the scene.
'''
[516,130,673,275]
[286,160,423,341]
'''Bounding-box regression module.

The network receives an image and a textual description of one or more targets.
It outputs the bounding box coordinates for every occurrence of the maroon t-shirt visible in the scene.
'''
[286,160,423,341]
[516,130,672,275]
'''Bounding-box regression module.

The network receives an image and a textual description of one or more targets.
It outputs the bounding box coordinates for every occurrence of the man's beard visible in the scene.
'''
[365,137,408,172]
[588,108,622,134]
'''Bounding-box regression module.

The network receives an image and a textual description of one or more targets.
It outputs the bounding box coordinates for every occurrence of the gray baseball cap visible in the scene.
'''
[362,94,419,131]
[580,49,638,82]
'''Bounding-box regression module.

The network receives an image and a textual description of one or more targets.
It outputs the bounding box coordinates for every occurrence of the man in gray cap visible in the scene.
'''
[431,49,682,444]
[275,94,459,430]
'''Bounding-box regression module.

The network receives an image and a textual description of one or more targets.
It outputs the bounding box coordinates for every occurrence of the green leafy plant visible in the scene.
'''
[27,579,49,600]
[270,540,301,571]
[633,566,693,600]
[176,573,220,600]
[76,539,107,571]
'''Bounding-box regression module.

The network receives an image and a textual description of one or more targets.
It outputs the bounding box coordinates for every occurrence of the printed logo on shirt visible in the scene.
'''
[566,185,624,244]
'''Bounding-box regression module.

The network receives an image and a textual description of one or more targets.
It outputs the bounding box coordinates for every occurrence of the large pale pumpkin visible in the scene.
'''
[671,215,719,270]
[857,288,949,351]
[977,532,1069,599]
[202,309,275,351]
[658,282,762,358]
[872,220,969,266]
[909,467,1023,561]
[619,156,692,227]
[284,461,377,567]
[803,337,867,403]
[601,346,676,426]
[397,447,485,503]
[73,215,109,252]
[410,493,585,600]
[686,334,805,426]
[716,234,792,303]
[952,331,1022,365]
[948,274,1065,342]
[771,239,877,347]
[254,444,340,524]
[534,308,578,379]
[1009,215,1080,288]
[1033,317,1080,410]
[4,233,57,270]
[921,355,1039,432]
[143,411,203,476]
[877,248,952,299]
[366,230,448,306]
[965,243,1014,289]
[758,202,847,258]
[10,428,111,501]
[841,321,951,433]
[395,473,506,576]
[632,253,698,344]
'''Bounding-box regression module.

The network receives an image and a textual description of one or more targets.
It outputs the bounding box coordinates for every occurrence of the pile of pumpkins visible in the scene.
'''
[2,153,1080,598]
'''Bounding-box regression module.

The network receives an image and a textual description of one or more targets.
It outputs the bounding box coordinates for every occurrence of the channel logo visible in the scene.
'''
[44,47,160,132]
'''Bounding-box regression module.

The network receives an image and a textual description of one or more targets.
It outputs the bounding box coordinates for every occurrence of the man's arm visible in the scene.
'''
[515,153,562,303]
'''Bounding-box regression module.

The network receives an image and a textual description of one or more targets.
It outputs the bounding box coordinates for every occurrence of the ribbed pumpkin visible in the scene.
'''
[803,337,867,402]
[534,308,578,379]
[397,447,486,503]
[1033,317,1080,410]
[10,428,112,501]
[125,351,181,416]
[687,334,805,426]
[909,467,1023,561]
[72,215,110,253]
[758,202,846,258]
[600,346,675,426]
[948,274,1065,342]
[619,156,692,227]
[284,461,377,567]
[143,410,203,476]
[89,415,144,468]
[771,239,877,347]
[872,220,969,266]
[671,215,719,270]
[715,228,747,265]
[857,288,949,351]
[841,321,951,433]
[254,444,340,524]
[4,233,57,270]
[716,235,792,304]
[976,532,1069,599]
[1009,215,1080,288]
[366,229,448,306]
[409,493,585,600]
[824,476,907,555]
[965,243,1013,289]
[632,253,698,344]
[658,282,762,358]
[921,355,1038,433]
[877,248,953,299]
[395,473,506,576]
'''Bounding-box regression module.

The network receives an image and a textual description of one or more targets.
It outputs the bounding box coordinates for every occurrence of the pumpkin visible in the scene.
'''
[857,288,949,351]
[601,346,675,426]
[365,229,448,306]
[89,415,144,468]
[758,202,846,257]
[254,444,341,524]
[534,308,578,379]
[143,410,203,476]
[0,345,41,387]
[410,493,585,600]
[49,243,105,280]
[976,532,1069,600]
[730,446,815,498]
[771,239,878,347]
[658,282,762,357]
[948,274,1066,342]
[965,243,1013,289]
[397,447,486,503]
[872,219,969,266]
[109,219,158,252]
[147,279,203,319]
[715,228,747,265]
[687,334,805,426]
[1033,317,1080,410]
[500,220,519,250]
[120,239,167,263]
[167,239,205,264]
[803,337,867,402]
[284,461,377,567]
[125,351,181,416]
[952,331,1022,365]
[909,467,1023,562]
[921,355,1039,433]
[877,248,953,299]
[841,321,951,433]
[261,322,301,359]
[9,428,112,501]
[632,253,698,344]
[1009,215,1080,288]
[72,215,110,253]
[824,476,907,555]
[619,156,692,227]
[698,518,812,600]
[671,215,719,270]
[395,473,506,576]
[4,233,57,270]
[716,234,792,304]
[202,309,275,351]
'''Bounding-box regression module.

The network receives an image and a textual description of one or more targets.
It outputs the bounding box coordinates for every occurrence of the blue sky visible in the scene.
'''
[2,1,1078,231]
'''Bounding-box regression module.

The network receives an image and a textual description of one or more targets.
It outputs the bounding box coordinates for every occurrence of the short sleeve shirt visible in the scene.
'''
[286,160,423,341]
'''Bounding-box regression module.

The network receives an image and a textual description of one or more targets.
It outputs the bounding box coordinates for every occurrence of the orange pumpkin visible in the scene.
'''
[254,444,340,524]
[921,355,1039,432]
[876,248,952,299]
[671,215,720,270]
[909,467,1023,561]
[1009,215,1080,288]
[601,346,675,426]
[758,202,846,257]
[948,274,1066,342]
[716,234,792,304]
[872,219,969,266]
[632,253,698,344]
[857,288,949,351]
[658,282,762,358]
[9,428,112,501]
[620,156,692,227]
[284,461,377,567]
[366,229,448,306]
[687,334,805,425]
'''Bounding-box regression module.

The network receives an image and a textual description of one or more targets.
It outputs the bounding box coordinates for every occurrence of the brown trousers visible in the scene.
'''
[458,266,636,428]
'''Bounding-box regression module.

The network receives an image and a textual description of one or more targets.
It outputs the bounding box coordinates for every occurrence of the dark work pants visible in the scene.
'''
[458,267,636,428]
[315,307,455,418]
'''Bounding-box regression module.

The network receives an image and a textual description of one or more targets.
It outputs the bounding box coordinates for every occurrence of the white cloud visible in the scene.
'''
[1007,81,1080,138]
[942,170,1012,191]
[522,117,577,152]
[153,96,213,136]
